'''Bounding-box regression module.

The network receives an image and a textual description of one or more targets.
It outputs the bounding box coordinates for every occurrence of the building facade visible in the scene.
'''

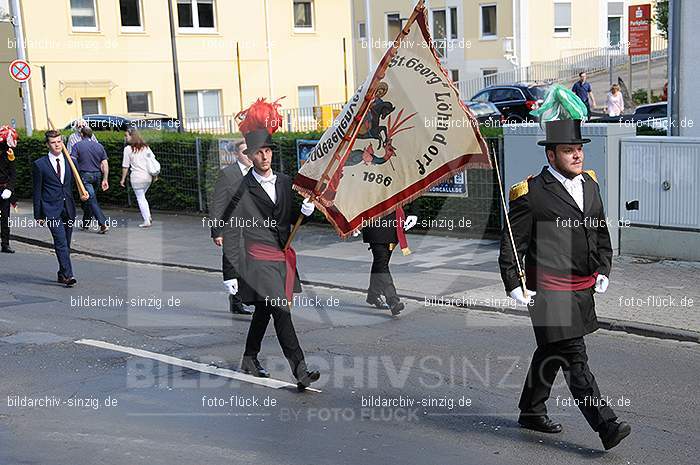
[2,0,354,131]
[351,0,662,95]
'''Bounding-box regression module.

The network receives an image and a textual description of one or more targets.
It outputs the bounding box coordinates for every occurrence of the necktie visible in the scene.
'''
[56,158,61,182]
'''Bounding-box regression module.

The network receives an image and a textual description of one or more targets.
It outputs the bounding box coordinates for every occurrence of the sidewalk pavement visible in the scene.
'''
[8,204,700,342]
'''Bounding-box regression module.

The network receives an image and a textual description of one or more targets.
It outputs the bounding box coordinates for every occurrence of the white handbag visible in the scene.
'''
[144,149,161,176]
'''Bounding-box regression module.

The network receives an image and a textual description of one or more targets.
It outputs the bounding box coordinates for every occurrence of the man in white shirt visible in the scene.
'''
[210,140,254,315]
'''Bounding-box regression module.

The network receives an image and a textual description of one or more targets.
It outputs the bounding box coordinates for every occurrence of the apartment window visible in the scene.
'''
[126,92,151,113]
[184,90,221,119]
[480,4,497,39]
[386,13,401,42]
[450,69,459,83]
[120,0,142,31]
[554,1,571,35]
[607,1,623,46]
[358,22,366,40]
[450,7,458,39]
[177,0,216,31]
[298,86,318,108]
[431,9,447,57]
[81,98,104,116]
[0,0,10,20]
[293,1,314,30]
[70,0,98,31]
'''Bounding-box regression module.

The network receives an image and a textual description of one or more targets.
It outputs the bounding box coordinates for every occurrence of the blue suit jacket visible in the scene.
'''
[32,155,77,221]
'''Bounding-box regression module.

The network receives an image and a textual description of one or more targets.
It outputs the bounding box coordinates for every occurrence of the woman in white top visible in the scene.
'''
[120,127,155,228]
[606,84,624,117]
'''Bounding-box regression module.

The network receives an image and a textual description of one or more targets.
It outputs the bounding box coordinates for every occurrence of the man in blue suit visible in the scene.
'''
[33,130,78,287]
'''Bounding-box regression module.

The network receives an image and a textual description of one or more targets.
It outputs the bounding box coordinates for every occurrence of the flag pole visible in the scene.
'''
[48,117,89,201]
[491,143,528,298]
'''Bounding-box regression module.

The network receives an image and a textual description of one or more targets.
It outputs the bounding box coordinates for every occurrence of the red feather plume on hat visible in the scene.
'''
[237,98,284,136]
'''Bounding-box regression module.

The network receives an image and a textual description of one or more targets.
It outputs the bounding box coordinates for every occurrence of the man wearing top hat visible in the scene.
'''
[498,107,631,450]
[225,98,320,391]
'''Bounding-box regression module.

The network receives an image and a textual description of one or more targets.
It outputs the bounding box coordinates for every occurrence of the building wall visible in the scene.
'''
[11,0,353,130]
[0,21,23,128]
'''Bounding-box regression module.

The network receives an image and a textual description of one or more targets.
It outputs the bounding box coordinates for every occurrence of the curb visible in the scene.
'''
[11,233,700,345]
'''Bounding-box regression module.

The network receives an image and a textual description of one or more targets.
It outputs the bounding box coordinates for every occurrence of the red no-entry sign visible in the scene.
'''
[9,59,31,82]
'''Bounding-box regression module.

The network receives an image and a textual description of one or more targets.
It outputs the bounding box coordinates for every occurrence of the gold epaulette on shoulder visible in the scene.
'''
[509,177,531,201]
[585,170,598,183]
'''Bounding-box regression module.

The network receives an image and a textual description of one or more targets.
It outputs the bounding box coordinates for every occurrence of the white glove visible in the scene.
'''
[223,278,238,295]
[351,229,361,237]
[1,189,10,200]
[594,274,609,293]
[509,286,537,306]
[404,215,417,231]
[300,198,315,216]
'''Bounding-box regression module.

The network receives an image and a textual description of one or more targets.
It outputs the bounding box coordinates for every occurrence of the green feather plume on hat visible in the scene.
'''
[530,84,588,124]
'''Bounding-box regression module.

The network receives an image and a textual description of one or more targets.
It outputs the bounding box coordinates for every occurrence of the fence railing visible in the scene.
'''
[182,103,345,135]
[457,35,668,99]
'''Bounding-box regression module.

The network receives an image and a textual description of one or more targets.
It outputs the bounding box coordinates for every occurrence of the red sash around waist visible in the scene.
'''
[247,242,297,302]
[527,267,598,291]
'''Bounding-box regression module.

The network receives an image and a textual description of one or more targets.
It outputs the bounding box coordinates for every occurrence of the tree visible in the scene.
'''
[655,0,669,40]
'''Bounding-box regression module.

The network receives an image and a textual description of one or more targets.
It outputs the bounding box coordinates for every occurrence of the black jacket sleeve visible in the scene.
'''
[498,193,532,294]
[594,186,613,278]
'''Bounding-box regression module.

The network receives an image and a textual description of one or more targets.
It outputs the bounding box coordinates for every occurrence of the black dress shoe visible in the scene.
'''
[240,357,270,378]
[600,421,631,450]
[58,276,77,287]
[296,370,321,392]
[366,295,387,309]
[229,295,253,315]
[1,245,14,253]
[518,414,563,433]
[388,301,404,316]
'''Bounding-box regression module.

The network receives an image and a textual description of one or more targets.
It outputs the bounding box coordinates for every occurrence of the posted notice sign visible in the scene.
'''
[628,4,651,56]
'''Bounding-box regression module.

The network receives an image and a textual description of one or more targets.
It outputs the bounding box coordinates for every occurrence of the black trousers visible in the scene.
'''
[0,197,9,247]
[243,302,306,379]
[368,243,399,305]
[519,336,617,432]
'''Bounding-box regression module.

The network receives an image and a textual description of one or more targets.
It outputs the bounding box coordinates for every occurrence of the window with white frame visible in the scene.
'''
[177,0,216,31]
[482,68,498,86]
[480,4,497,39]
[450,69,459,83]
[184,90,221,120]
[554,1,572,35]
[293,1,314,31]
[70,0,98,31]
[0,0,10,21]
[386,13,401,42]
[607,1,623,46]
[126,92,151,113]
[119,0,143,31]
[450,7,458,39]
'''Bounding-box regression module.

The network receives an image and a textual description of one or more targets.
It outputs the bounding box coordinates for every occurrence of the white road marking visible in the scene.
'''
[74,339,321,392]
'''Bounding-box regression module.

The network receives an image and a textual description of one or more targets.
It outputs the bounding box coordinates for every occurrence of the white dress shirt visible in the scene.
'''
[49,152,66,184]
[237,159,252,176]
[548,166,584,211]
[251,169,277,204]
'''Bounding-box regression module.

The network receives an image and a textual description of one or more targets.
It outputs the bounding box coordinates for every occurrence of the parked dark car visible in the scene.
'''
[463,100,503,126]
[589,102,667,130]
[470,83,549,122]
[65,113,181,132]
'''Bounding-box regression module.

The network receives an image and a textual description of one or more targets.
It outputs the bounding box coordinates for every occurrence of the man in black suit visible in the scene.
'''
[225,100,320,391]
[362,209,412,316]
[0,126,18,254]
[498,119,630,450]
[210,140,253,315]
[33,130,78,287]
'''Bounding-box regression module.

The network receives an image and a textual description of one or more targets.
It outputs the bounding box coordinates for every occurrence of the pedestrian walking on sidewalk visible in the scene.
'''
[226,98,320,392]
[71,126,109,234]
[362,207,413,316]
[0,125,18,254]
[210,139,254,315]
[66,119,97,154]
[120,127,156,228]
[499,89,630,450]
[32,130,78,287]
[605,84,624,117]
[572,72,596,117]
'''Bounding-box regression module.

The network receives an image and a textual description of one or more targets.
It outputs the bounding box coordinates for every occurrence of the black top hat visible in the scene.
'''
[242,128,274,156]
[537,119,591,146]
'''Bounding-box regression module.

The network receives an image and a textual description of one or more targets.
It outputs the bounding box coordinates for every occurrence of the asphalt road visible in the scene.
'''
[1,244,698,465]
